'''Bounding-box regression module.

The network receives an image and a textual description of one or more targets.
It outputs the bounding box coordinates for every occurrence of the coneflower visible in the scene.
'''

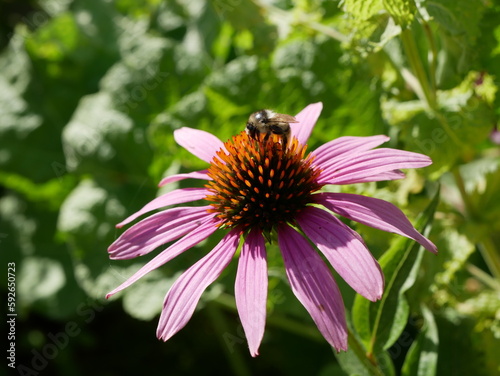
[106,102,436,356]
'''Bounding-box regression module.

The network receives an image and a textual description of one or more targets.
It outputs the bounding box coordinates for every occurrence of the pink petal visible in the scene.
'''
[296,206,384,301]
[235,229,268,357]
[278,224,347,351]
[317,148,432,185]
[311,135,390,168]
[290,102,323,146]
[106,217,219,298]
[174,127,225,163]
[109,206,214,260]
[314,192,438,253]
[344,169,406,183]
[158,170,211,187]
[117,188,209,228]
[157,229,240,341]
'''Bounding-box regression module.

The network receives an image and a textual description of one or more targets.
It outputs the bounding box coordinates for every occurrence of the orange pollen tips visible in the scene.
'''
[205,131,323,232]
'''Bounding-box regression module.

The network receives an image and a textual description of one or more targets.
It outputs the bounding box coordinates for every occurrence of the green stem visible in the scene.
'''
[466,263,500,291]
[400,28,436,110]
[421,21,437,93]
[299,17,349,44]
[206,303,252,376]
[478,237,500,282]
[346,327,385,376]
[452,167,476,218]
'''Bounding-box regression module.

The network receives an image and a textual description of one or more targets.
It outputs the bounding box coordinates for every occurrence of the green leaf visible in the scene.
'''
[352,188,439,356]
[205,55,260,106]
[383,0,416,28]
[424,0,488,87]
[459,157,500,231]
[57,179,134,298]
[340,0,414,51]
[18,257,66,304]
[0,170,76,210]
[122,269,178,321]
[431,228,475,288]
[401,305,438,376]
[212,0,277,55]
[423,0,485,42]
[433,308,500,376]
[335,314,387,376]
[385,72,497,177]
[62,92,154,180]
[342,0,385,21]
[0,193,87,319]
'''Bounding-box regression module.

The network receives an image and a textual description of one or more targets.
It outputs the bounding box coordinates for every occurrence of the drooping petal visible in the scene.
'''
[117,187,209,228]
[109,206,214,260]
[235,229,267,357]
[158,170,211,187]
[278,224,347,351]
[157,229,240,341]
[290,102,323,146]
[317,148,432,185]
[106,217,219,298]
[174,127,226,163]
[311,135,390,168]
[314,192,438,253]
[296,206,384,301]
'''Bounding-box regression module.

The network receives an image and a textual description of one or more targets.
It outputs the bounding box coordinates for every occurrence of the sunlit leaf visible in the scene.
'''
[352,189,439,354]
[401,305,438,376]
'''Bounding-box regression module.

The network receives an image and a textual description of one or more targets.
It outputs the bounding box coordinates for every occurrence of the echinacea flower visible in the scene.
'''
[106,102,437,356]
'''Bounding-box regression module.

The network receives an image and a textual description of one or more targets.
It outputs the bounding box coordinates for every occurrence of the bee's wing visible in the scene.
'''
[271,114,298,123]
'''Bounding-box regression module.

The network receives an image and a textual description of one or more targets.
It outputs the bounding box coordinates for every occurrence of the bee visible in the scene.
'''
[246,109,298,147]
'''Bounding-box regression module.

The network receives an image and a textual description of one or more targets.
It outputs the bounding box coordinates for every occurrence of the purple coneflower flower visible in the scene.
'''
[106,102,437,356]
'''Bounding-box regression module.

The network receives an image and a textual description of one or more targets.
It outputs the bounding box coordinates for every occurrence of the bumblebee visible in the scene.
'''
[246,109,297,147]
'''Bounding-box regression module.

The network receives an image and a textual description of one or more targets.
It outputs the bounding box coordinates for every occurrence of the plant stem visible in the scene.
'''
[400,28,436,110]
[421,21,437,92]
[206,303,252,376]
[452,167,476,218]
[478,237,500,282]
[466,263,500,291]
[346,327,385,376]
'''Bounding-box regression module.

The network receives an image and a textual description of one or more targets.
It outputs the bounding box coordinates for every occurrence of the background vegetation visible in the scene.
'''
[2,0,500,375]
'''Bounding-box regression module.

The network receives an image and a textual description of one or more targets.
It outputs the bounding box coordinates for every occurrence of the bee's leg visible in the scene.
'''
[282,134,289,150]
[262,131,271,145]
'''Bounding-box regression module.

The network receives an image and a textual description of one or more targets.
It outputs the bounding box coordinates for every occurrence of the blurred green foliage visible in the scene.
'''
[1,0,500,375]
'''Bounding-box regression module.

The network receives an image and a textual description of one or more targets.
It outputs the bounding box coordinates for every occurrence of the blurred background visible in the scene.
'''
[1,0,500,375]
